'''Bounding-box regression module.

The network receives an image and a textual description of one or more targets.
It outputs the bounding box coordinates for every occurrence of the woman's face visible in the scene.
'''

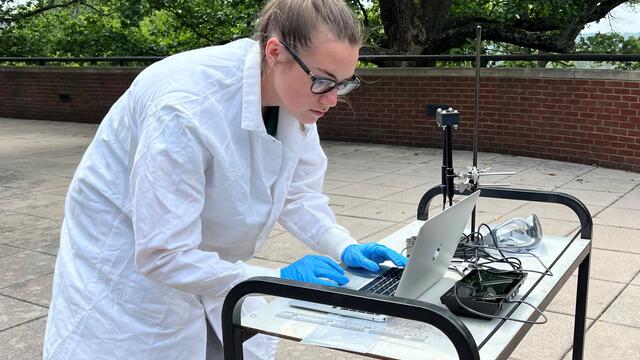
[264,29,360,125]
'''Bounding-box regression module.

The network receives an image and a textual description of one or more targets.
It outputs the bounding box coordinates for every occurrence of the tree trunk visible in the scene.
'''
[378,0,416,53]
[378,0,454,66]
[418,0,453,55]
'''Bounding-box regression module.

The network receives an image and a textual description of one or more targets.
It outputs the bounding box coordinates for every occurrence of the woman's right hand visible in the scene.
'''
[280,255,349,287]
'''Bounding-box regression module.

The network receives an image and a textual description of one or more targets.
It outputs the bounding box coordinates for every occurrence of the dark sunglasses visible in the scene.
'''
[278,40,361,96]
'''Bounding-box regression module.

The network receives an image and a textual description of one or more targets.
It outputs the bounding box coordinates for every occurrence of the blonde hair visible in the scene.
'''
[255,0,362,55]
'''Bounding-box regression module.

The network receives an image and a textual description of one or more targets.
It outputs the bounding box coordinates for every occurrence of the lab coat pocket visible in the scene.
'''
[121,271,194,329]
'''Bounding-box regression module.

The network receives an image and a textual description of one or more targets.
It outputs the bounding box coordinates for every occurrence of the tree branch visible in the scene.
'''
[437,1,628,55]
[584,0,628,23]
[3,0,81,22]
[161,4,214,43]
[555,0,627,52]
[351,0,369,27]
[359,45,397,56]
[436,22,571,54]
[446,15,564,33]
[444,1,628,37]
[79,2,118,16]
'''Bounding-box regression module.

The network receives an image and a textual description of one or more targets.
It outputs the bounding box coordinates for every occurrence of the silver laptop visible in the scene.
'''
[290,190,481,322]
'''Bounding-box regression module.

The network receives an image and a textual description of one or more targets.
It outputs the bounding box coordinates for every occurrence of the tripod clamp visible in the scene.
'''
[435,108,515,208]
[436,107,460,209]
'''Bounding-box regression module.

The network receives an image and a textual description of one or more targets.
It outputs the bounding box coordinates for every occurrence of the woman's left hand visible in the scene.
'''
[341,243,408,272]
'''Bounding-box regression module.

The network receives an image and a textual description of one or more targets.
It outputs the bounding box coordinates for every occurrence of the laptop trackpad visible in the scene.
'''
[344,264,391,278]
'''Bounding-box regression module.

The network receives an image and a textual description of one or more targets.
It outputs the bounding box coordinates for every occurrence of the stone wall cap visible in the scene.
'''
[3,65,639,81]
[0,66,144,73]
[356,67,640,81]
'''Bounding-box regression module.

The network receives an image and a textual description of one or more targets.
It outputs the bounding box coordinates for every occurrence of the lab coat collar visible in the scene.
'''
[240,42,269,132]
[240,41,311,138]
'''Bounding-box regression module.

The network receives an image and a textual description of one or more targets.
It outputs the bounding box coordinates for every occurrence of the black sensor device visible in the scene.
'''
[440,269,527,318]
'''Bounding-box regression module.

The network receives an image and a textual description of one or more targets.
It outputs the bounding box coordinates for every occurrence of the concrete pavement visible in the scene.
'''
[0,118,638,359]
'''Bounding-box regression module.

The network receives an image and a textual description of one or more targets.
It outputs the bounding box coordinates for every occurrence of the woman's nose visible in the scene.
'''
[319,88,338,107]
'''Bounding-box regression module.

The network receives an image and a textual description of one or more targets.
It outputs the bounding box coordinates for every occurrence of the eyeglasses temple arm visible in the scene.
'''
[278,40,312,74]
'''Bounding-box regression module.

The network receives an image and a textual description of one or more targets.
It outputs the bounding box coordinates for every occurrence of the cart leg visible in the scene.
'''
[222,326,245,360]
[572,253,590,360]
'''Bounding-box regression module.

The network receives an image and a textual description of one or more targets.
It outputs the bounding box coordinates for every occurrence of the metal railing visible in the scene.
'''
[0,56,164,66]
[359,53,640,62]
[1,53,639,66]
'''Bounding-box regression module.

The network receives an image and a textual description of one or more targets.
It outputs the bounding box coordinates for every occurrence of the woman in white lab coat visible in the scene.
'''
[43,1,407,359]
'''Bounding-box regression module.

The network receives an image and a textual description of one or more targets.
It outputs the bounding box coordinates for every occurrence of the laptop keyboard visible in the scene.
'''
[328,267,405,321]
[359,267,404,296]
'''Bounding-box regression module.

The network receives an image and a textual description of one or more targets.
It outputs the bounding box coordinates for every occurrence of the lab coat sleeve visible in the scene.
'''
[131,107,278,297]
[278,126,357,261]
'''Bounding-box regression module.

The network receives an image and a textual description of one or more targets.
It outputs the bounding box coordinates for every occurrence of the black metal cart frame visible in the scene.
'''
[221,186,592,360]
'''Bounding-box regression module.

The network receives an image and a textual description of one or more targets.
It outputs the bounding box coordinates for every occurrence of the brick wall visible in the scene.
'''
[0,67,139,123]
[2,66,639,171]
[322,68,640,172]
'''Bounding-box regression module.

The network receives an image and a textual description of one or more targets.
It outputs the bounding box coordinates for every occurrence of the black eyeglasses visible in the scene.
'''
[278,40,361,96]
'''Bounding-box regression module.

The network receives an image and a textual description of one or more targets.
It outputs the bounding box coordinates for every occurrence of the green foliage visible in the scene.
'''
[575,32,640,69]
[576,32,638,54]
[1,0,639,71]
[440,32,640,69]
[144,0,263,45]
[0,0,263,58]
[448,0,581,27]
[347,0,384,48]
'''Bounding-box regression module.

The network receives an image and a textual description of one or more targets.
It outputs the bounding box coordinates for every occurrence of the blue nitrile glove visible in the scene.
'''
[280,255,349,287]
[341,243,408,272]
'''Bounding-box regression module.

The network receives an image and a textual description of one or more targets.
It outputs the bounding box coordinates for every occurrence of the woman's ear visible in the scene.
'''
[264,37,283,66]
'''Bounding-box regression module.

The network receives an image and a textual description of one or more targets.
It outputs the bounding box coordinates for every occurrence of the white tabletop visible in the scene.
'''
[241,220,590,360]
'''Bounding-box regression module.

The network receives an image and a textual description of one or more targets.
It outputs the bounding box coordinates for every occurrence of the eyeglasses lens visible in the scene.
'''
[311,79,336,94]
[311,78,360,96]
[336,82,359,96]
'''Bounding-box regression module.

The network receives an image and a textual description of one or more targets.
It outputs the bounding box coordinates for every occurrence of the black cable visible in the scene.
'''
[448,222,552,325]
[462,243,554,277]
[456,224,553,277]
[480,222,513,263]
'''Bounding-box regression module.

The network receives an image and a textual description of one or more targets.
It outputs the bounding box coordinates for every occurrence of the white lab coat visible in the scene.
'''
[43,38,357,360]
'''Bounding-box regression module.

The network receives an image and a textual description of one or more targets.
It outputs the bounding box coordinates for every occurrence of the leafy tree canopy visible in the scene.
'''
[575,32,640,69]
[0,0,638,68]
[0,0,262,57]
[369,0,639,55]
